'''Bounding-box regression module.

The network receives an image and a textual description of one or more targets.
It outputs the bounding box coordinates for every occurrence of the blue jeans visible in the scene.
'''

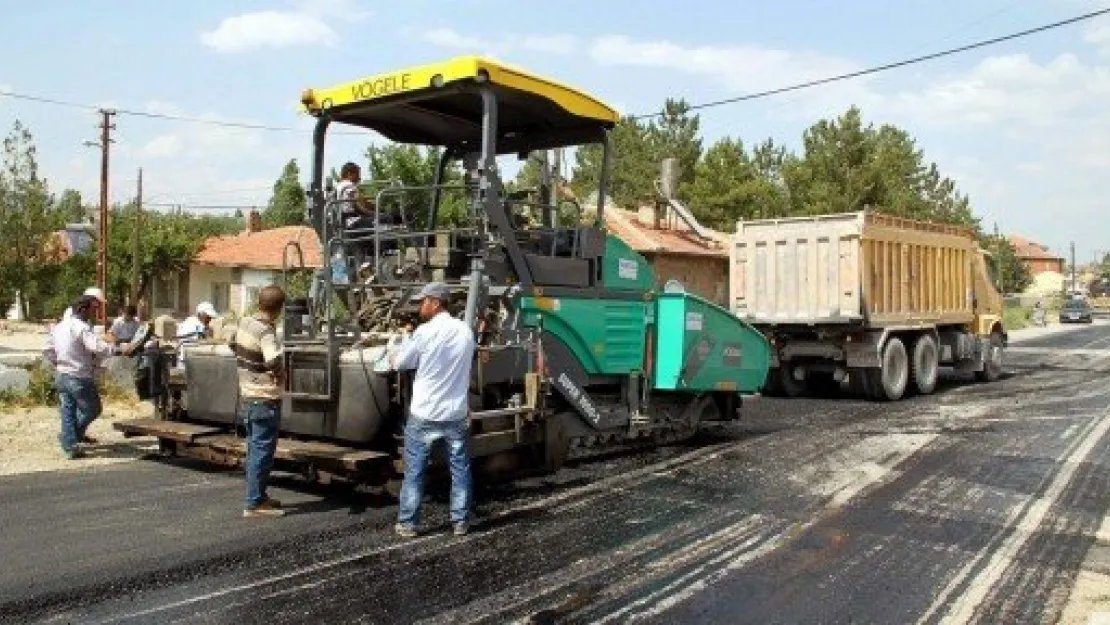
[398,418,472,527]
[56,373,102,453]
[241,400,281,509]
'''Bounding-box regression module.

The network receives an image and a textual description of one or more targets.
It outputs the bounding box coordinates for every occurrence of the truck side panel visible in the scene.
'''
[731,213,863,324]
[730,211,980,328]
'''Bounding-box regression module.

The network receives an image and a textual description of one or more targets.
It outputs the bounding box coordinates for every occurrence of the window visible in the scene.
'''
[244,286,261,313]
[211,282,231,313]
[153,273,178,310]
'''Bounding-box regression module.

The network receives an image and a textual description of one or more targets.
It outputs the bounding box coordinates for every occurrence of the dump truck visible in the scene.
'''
[115,56,771,486]
[729,210,1005,401]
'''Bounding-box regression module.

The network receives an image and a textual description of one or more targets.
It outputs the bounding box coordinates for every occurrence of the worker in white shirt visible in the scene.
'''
[43,294,124,459]
[62,287,106,320]
[389,282,477,538]
[178,301,219,341]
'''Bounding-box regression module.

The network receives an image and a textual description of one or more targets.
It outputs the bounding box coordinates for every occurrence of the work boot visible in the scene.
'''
[243,499,285,518]
[260,496,282,509]
[66,448,86,460]
[394,523,418,539]
[452,522,469,537]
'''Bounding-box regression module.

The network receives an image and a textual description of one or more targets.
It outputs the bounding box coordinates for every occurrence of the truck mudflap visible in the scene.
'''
[114,418,391,475]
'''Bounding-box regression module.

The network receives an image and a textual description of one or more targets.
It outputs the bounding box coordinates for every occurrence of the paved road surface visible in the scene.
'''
[1,322,1108,624]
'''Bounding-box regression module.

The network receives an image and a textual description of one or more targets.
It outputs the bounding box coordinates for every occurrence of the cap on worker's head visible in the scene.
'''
[409,282,450,303]
[196,301,218,318]
[82,287,105,303]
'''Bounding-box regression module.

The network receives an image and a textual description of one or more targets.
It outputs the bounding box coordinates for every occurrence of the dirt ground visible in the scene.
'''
[0,320,159,476]
[0,401,158,476]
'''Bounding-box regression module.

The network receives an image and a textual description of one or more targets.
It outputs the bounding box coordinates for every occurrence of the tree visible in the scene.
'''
[648,98,702,199]
[0,121,54,317]
[262,159,307,228]
[783,106,978,229]
[53,188,88,224]
[572,116,655,208]
[101,207,241,312]
[364,144,464,228]
[984,233,1032,294]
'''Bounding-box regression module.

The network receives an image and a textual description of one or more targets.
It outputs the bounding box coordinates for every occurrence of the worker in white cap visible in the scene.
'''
[62,287,106,321]
[178,301,219,341]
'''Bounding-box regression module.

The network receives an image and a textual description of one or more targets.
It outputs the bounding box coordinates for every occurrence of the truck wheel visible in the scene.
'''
[910,335,940,395]
[868,337,909,401]
[975,332,1004,383]
[778,365,807,398]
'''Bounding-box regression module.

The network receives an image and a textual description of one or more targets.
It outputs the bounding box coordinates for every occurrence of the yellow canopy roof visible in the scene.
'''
[300,55,619,153]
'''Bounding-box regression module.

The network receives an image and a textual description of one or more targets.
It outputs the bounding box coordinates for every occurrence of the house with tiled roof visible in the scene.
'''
[183,211,323,316]
[1008,234,1065,277]
[602,205,730,305]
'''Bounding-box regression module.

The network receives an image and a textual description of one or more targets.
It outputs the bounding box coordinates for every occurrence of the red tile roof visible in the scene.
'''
[194,226,324,269]
[1008,234,1063,261]
[604,206,728,258]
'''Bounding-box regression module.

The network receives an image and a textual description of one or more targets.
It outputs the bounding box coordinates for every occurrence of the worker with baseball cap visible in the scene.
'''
[44,294,122,458]
[62,287,106,320]
[178,301,220,341]
[389,281,477,538]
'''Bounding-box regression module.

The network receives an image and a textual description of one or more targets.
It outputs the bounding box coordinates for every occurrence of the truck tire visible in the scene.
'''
[910,335,939,395]
[975,332,1004,383]
[778,365,807,398]
[868,337,909,401]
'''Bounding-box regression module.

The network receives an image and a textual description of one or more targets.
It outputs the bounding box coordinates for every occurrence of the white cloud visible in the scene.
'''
[421,27,578,57]
[423,27,489,50]
[200,0,371,53]
[1085,20,1110,57]
[893,53,1110,129]
[519,34,578,56]
[141,134,184,159]
[201,11,337,53]
[292,0,372,21]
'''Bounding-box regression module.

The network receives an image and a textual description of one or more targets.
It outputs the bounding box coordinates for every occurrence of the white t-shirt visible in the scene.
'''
[392,312,476,422]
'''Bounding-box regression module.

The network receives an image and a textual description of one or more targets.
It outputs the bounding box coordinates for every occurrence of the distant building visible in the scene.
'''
[604,205,729,305]
[1008,234,1065,277]
[145,211,323,318]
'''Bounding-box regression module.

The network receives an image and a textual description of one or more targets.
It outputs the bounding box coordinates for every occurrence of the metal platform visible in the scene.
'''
[113,418,391,472]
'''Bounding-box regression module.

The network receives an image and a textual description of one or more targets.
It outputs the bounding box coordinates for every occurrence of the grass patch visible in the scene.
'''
[0,360,137,410]
[1004,304,1032,331]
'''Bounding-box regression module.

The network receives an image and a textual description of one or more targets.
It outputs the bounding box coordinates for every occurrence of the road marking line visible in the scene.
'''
[915,403,1110,625]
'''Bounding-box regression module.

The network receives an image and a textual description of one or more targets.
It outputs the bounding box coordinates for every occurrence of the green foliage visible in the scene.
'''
[104,206,240,310]
[572,116,656,208]
[1003,303,1032,331]
[983,233,1033,294]
[0,121,55,315]
[364,144,465,228]
[262,159,307,228]
[571,104,981,234]
[647,98,702,197]
[54,188,88,223]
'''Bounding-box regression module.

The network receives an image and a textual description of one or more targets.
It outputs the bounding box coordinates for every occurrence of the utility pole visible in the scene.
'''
[1070,240,1077,295]
[84,108,116,325]
[132,167,142,307]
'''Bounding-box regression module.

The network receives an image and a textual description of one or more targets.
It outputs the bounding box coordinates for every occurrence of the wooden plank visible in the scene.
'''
[113,418,223,442]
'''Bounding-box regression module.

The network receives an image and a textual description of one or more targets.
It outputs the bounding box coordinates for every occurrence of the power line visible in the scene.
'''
[632,7,1110,119]
[0,89,362,135]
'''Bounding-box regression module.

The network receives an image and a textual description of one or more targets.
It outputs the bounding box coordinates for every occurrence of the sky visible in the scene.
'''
[1,0,1108,263]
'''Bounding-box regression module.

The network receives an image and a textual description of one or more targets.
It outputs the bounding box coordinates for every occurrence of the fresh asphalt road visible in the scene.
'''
[1,322,1109,625]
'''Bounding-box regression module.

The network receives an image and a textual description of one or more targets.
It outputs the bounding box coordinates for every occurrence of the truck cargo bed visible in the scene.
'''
[730,211,979,328]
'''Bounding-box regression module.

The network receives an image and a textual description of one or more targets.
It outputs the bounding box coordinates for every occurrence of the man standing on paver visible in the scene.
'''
[390,282,477,538]
[43,294,122,459]
[227,285,287,518]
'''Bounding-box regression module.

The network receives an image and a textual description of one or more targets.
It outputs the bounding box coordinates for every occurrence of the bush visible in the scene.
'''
[1004,304,1032,331]
[0,359,137,410]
